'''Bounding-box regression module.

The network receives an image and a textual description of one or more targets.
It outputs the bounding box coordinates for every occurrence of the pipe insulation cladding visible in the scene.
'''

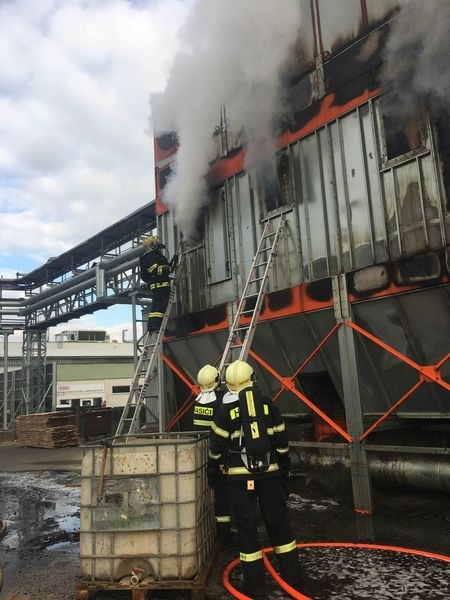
[368,455,450,493]
[292,451,450,494]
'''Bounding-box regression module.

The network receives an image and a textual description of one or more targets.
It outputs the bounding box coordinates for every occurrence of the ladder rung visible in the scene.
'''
[116,251,185,437]
[218,217,284,374]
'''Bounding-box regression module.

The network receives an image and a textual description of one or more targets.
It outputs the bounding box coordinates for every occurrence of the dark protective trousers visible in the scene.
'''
[147,286,170,332]
[228,476,300,597]
[212,472,232,546]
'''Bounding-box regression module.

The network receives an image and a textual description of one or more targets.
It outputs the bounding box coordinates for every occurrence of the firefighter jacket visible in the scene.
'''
[139,248,171,291]
[208,386,290,481]
[191,389,224,431]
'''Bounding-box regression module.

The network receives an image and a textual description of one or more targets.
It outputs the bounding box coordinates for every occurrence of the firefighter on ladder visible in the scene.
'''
[139,235,177,334]
[208,360,301,598]
[192,364,234,548]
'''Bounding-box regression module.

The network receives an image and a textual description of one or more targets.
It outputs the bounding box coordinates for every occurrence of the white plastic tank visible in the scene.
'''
[79,433,215,582]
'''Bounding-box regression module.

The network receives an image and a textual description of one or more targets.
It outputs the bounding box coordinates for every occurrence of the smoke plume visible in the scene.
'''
[380,0,450,118]
[151,0,302,239]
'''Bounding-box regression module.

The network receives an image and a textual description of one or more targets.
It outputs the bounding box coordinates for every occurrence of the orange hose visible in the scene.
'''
[222,557,253,600]
[294,541,450,563]
[262,549,311,599]
[222,542,450,599]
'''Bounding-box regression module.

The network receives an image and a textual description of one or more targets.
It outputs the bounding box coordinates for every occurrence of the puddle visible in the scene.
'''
[0,471,80,599]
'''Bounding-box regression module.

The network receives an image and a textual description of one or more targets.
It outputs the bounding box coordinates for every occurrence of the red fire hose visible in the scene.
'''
[222,542,450,599]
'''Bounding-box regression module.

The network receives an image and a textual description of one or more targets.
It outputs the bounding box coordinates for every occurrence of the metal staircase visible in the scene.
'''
[115,252,184,438]
[218,217,285,375]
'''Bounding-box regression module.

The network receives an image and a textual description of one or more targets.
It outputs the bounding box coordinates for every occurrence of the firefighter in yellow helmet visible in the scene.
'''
[192,364,233,547]
[139,236,176,334]
[208,360,301,598]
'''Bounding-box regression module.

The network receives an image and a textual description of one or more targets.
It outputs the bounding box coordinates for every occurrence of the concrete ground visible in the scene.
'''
[1,442,450,599]
[0,441,83,473]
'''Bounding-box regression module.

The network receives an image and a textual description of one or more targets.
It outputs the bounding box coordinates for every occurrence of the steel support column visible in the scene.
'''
[332,274,373,515]
[22,330,47,415]
[1,329,13,430]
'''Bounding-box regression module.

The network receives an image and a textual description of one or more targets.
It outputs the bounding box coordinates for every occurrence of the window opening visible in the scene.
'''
[112,385,130,394]
[263,151,292,212]
[378,98,426,163]
[159,166,173,191]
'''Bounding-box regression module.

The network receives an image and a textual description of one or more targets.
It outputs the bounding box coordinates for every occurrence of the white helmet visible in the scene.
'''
[225,360,254,393]
[197,364,220,392]
[142,235,160,251]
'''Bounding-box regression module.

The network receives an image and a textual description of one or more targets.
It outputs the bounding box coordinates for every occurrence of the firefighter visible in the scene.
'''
[139,236,175,333]
[192,364,233,547]
[208,360,301,598]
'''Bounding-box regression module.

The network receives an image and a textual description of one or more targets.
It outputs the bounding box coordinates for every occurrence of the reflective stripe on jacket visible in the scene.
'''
[208,386,289,480]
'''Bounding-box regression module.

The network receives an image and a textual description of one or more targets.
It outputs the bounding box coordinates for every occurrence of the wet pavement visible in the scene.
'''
[0,444,449,599]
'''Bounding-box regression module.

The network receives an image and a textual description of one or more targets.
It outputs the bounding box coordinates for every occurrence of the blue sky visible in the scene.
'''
[0,0,191,340]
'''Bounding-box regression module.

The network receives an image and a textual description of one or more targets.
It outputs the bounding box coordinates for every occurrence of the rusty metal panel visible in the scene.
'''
[317,126,341,276]
[381,155,444,258]
[296,133,328,280]
[206,188,231,284]
[360,103,388,264]
[231,172,258,286]
[292,102,388,282]
[339,107,376,269]
[318,0,364,55]
[180,245,207,313]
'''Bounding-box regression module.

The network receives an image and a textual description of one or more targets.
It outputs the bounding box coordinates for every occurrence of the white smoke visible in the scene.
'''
[151,0,302,239]
[381,0,450,118]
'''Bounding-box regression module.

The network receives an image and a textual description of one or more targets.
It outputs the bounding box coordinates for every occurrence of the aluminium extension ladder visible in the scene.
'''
[218,216,285,376]
[114,251,184,439]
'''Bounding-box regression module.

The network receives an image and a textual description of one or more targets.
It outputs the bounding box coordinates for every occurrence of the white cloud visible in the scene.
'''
[0,0,191,268]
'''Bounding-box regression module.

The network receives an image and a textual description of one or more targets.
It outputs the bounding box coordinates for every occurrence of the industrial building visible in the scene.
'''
[0,0,449,518]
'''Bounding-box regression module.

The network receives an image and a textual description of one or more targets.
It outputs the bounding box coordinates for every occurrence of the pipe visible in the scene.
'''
[130,566,145,585]
[368,455,450,493]
[293,450,450,493]
[23,248,141,310]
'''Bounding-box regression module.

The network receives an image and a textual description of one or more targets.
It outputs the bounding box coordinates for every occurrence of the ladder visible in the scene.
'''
[218,216,285,375]
[115,252,184,439]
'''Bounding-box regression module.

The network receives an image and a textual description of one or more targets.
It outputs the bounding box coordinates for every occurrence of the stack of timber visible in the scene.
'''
[16,412,79,448]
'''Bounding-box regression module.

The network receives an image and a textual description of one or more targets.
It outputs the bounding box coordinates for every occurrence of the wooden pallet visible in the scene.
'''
[75,550,216,600]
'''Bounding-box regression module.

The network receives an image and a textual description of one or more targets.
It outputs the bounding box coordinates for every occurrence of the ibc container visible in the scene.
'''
[79,432,215,583]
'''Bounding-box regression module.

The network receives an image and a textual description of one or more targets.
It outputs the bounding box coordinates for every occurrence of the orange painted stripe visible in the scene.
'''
[279,87,382,149]
[155,87,383,203]
[242,285,334,325]
[153,137,177,163]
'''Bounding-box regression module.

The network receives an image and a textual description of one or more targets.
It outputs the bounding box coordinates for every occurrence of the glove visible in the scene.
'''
[207,463,221,490]
[278,453,291,479]
[169,254,179,272]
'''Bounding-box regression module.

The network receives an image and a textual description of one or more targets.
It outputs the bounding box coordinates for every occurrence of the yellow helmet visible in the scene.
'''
[225,360,254,393]
[143,235,160,251]
[197,364,220,392]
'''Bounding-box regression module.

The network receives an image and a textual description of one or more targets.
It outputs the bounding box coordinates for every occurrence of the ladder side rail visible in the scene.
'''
[218,223,274,373]
[115,251,185,438]
[238,217,285,362]
[114,332,155,437]
[218,218,284,374]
